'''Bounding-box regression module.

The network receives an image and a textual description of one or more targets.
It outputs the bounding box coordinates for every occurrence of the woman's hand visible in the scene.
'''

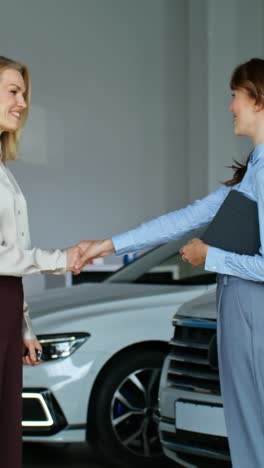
[65,245,82,272]
[73,239,115,274]
[23,338,42,366]
[179,238,209,266]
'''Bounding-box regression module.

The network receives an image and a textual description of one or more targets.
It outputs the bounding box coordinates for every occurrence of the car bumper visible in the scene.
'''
[160,418,230,467]
[22,388,87,442]
[22,388,67,436]
[22,347,106,443]
[159,386,231,466]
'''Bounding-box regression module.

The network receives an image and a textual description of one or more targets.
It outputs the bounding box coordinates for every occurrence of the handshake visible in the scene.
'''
[65,238,115,274]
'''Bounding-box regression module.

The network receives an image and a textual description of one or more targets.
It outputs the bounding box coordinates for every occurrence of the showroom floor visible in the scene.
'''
[23,443,179,468]
[23,443,109,468]
[23,443,231,468]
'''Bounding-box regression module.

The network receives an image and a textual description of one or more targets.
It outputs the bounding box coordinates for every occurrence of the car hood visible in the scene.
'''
[26,282,200,319]
[175,289,216,320]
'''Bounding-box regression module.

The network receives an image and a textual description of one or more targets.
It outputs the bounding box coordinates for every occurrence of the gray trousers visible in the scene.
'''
[217,274,264,468]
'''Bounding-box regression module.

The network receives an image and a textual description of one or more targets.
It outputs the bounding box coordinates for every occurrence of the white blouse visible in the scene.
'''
[0,160,67,340]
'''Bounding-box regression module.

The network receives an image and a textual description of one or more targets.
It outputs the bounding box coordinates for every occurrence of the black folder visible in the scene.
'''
[201,189,260,255]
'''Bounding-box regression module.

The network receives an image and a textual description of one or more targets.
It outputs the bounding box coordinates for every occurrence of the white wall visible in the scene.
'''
[188,0,264,195]
[188,0,209,201]
[1,0,264,294]
[0,0,188,255]
[162,0,189,211]
[207,0,264,192]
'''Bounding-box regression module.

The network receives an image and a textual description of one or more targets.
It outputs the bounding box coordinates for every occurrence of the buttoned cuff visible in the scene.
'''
[205,246,234,275]
[54,250,67,273]
[37,248,67,274]
[112,232,136,256]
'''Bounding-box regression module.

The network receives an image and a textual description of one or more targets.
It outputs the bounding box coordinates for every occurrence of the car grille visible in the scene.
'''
[167,317,220,394]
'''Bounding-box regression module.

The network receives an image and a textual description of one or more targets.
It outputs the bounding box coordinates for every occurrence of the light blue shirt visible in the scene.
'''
[112,142,264,282]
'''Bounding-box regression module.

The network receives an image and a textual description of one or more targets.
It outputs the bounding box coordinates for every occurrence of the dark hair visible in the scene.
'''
[224,154,251,187]
[224,58,264,186]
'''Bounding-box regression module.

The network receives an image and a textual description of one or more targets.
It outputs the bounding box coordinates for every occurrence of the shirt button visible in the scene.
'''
[18,210,21,215]
[21,232,24,237]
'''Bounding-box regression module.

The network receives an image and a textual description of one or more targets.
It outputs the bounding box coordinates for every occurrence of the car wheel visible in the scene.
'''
[90,349,168,468]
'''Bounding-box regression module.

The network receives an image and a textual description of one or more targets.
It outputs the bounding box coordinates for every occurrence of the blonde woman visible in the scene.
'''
[0,55,80,468]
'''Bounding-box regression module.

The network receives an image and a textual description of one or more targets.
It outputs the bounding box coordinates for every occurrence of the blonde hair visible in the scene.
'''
[0,56,31,161]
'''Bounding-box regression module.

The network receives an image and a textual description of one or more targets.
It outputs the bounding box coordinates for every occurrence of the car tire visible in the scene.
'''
[90,349,169,468]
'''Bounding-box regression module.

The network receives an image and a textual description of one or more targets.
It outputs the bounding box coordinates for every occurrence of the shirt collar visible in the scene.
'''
[250,142,264,165]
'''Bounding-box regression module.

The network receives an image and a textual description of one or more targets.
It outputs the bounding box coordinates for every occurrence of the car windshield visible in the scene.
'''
[110,249,215,286]
[72,228,216,287]
[136,252,215,285]
[107,228,216,286]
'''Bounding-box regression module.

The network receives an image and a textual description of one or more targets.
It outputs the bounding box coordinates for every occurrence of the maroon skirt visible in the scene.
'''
[0,276,23,468]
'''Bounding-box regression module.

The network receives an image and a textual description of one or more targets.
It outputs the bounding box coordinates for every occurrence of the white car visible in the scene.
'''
[159,289,230,468]
[22,228,215,468]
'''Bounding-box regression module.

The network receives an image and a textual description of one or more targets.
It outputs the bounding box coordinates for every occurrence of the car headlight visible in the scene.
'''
[37,333,90,361]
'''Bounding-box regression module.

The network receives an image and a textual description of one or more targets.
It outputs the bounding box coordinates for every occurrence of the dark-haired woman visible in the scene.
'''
[75,58,264,467]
